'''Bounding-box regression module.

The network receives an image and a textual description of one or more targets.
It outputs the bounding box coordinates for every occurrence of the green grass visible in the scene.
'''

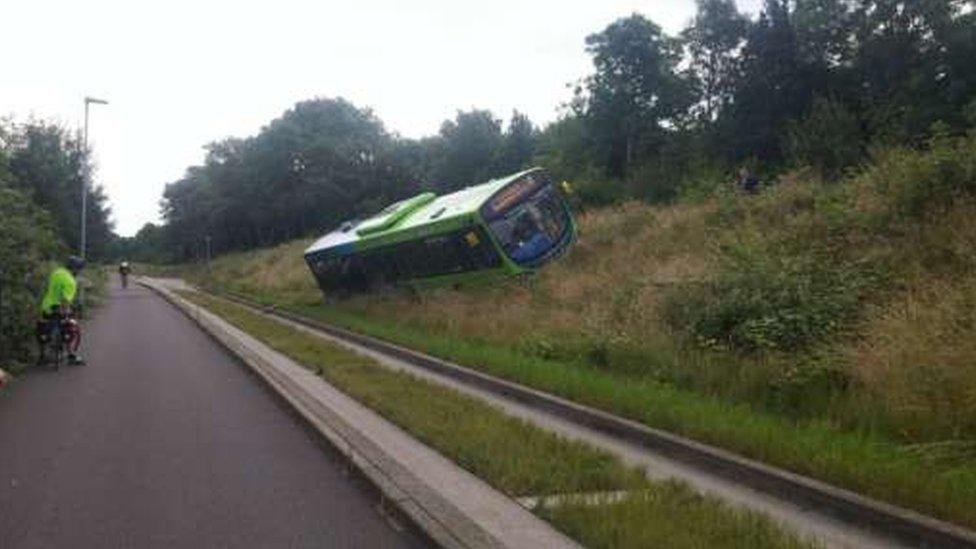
[205,283,976,530]
[542,482,816,549]
[178,290,817,549]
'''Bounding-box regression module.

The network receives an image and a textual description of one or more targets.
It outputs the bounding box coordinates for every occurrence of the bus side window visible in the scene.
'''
[423,235,450,275]
[466,227,500,268]
[346,225,504,286]
[420,238,438,276]
[360,252,378,288]
[314,256,333,289]
[396,245,412,279]
[380,248,401,283]
[337,255,354,291]
[400,240,425,279]
[345,255,369,292]
[378,249,398,283]
[439,234,470,274]
[455,232,478,271]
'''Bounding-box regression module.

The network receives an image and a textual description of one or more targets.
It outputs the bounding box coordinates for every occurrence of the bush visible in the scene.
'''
[862,129,976,219]
[664,246,882,352]
[666,133,976,356]
[787,97,864,180]
[0,187,62,367]
[573,176,630,207]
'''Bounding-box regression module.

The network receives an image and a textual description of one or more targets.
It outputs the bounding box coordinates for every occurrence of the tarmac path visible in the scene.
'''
[0,277,425,549]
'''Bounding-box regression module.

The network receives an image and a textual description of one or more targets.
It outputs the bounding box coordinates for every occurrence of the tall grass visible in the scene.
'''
[850,277,976,442]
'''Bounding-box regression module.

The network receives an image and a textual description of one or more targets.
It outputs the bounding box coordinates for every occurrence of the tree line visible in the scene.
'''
[127,0,976,262]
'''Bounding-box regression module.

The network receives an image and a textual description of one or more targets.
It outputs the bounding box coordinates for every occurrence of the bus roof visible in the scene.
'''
[305,168,540,257]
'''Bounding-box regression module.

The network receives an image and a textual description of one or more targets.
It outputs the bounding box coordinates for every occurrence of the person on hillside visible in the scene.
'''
[36,255,86,366]
[737,167,760,194]
[0,367,9,387]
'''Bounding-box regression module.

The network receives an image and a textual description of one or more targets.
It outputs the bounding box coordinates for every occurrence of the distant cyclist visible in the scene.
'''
[119,260,131,288]
[37,256,86,366]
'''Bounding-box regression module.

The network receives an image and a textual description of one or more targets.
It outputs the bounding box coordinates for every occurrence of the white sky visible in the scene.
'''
[3,0,761,236]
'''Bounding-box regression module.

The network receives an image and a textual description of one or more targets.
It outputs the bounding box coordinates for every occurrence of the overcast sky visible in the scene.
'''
[4,0,761,236]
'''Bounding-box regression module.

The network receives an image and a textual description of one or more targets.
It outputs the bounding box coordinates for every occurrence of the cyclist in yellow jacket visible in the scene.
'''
[37,256,86,365]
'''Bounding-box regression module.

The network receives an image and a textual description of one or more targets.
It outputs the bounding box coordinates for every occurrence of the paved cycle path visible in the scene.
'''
[0,277,424,549]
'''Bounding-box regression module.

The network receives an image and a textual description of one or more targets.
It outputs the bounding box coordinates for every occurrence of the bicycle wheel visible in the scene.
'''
[50,326,64,370]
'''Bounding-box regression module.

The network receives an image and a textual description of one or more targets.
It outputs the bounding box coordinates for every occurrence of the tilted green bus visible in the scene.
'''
[303,167,577,294]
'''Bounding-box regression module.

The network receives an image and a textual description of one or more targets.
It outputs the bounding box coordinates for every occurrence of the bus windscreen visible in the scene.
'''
[483,178,570,266]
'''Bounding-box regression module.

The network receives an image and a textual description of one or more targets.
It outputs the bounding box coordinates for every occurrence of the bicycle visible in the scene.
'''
[37,314,77,370]
[39,319,66,370]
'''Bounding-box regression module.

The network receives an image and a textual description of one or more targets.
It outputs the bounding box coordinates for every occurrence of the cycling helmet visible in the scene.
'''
[66,255,86,273]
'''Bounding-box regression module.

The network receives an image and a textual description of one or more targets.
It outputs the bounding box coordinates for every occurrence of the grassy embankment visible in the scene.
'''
[176,133,976,528]
[179,290,815,549]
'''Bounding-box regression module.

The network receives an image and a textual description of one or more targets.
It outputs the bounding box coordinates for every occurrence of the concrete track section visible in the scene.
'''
[0,278,424,549]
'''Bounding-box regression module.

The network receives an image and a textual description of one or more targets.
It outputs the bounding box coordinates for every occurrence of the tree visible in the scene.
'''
[5,121,114,259]
[731,0,811,162]
[582,14,692,177]
[851,0,972,137]
[499,110,536,173]
[940,8,976,130]
[160,97,423,260]
[432,109,504,190]
[683,0,748,123]
[787,96,863,178]
[108,222,169,263]
[534,114,592,183]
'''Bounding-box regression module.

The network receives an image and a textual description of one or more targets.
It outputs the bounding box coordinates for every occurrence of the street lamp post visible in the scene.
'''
[81,96,108,262]
[80,96,108,311]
